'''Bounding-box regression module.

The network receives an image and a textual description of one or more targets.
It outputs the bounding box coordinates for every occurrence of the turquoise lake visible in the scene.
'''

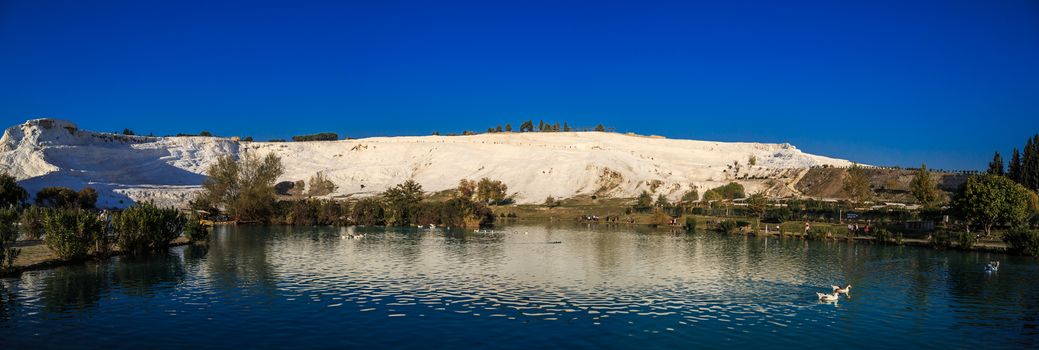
[1,224,1037,349]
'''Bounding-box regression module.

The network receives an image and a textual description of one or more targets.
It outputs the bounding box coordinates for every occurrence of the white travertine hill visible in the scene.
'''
[0,119,855,208]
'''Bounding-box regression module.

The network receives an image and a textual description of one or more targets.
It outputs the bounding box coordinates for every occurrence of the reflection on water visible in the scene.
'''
[1,224,1037,349]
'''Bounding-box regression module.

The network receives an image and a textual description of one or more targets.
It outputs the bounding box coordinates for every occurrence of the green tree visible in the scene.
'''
[747,192,768,230]
[520,120,534,132]
[987,151,1004,176]
[77,187,98,209]
[495,125,503,133]
[748,155,757,166]
[843,165,873,204]
[563,122,570,131]
[476,178,507,204]
[122,128,134,135]
[681,189,699,204]
[655,194,670,209]
[199,130,213,137]
[595,124,605,132]
[383,180,425,226]
[1008,148,1023,183]
[910,164,941,207]
[505,123,513,132]
[1024,134,1039,191]
[0,172,28,207]
[703,189,723,202]
[457,179,477,200]
[199,152,284,221]
[0,208,20,273]
[633,191,653,212]
[952,174,1032,237]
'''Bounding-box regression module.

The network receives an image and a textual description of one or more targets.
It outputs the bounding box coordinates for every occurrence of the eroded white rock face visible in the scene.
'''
[0,119,854,208]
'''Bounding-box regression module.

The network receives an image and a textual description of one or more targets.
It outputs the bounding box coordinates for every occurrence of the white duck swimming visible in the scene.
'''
[831,284,852,295]
[985,261,1000,272]
[817,292,840,302]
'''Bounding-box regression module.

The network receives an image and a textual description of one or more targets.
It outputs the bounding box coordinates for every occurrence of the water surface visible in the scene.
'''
[1,224,1036,349]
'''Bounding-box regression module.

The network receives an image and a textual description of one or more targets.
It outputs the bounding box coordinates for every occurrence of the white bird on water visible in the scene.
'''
[817,292,840,302]
[985,261,1000,273]
[831,284,852,295]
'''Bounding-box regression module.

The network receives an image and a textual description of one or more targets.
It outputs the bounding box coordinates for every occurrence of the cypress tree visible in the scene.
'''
[1025,134,1039,191]
[1008,148,1022,183]
[563,122,570,131]
[987,151,1004,176]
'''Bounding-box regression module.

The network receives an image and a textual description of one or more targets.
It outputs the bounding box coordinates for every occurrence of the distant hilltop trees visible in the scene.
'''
[118,118,614,141]
[441,119,611,136]
[292,132,339,142]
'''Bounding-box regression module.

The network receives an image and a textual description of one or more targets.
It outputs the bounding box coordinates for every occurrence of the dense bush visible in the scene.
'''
[34,187,98,209]
[183,213,210,242]
[956,231,978,249]
[703,182,745,201]
[873,228,893,244]
[19,206,46,240]
[716,220,739,234]
[806,228,828,241]
[650,211,671,227]
[1003,229,1039,256]
[112,204,186,255]
[0,208,20,272]
[43,209,103,260]
[36,187,79,208]
[352,198,385,226]
[413,198,494,228]
[306,172,337,197]
[684,217,697,232]
[762,208,792,223]
[931,228,954,249]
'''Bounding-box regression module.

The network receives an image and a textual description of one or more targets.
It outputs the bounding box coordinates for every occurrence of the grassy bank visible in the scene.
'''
[490,196,1014,253]
[2,237,194,277]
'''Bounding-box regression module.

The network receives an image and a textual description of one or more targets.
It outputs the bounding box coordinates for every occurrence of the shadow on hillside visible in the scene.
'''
[16,144,209,208]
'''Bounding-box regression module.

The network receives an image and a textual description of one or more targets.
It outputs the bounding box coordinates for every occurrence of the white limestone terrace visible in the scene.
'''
[0,118,855,208]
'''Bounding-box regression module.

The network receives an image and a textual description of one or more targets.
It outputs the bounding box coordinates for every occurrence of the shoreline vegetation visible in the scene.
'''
[2,134,1039,277]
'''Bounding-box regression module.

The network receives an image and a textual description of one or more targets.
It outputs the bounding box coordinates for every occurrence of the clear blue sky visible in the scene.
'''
[2,0,1037,170]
